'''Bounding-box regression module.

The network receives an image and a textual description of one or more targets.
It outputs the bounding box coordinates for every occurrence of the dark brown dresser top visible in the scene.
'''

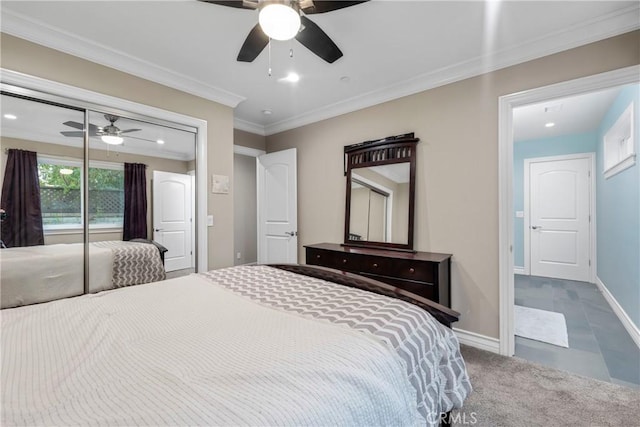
[305,243,452,263]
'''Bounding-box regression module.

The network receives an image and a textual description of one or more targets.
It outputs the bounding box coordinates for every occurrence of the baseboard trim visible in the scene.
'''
[595,276,640,348]
[453,328,501,354]
[514,267,526,275]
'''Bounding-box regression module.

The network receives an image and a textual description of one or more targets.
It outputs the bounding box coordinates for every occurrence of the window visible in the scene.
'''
[604,103,635,179]
[38,157,124,230]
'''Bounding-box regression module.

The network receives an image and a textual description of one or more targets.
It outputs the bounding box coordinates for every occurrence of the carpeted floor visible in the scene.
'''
[453,345,640,426]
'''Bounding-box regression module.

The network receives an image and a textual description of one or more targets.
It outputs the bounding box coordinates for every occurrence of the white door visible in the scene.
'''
[257,148,297,264]
[528,156,591,281]
[153,170,192,272]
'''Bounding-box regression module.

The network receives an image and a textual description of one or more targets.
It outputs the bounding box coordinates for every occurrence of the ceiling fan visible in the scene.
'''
[61,114,143,145]
[201,0,368,63]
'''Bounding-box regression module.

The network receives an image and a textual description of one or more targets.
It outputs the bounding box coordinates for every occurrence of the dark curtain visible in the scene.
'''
[123,162,147,241]
[0,149,44,247]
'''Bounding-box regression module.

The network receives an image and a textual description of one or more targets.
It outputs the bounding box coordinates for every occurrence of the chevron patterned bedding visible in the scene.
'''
[200,265,472,424]
[92,240,166,287]
[3,273,430,426]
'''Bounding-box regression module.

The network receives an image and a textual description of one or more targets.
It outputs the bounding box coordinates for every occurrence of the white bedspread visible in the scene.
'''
[1,274,425,426]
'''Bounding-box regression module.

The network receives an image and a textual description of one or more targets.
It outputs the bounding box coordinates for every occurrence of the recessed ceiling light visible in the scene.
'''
[262,109,272,115]
[545,122,555,128]
[3,114,17,120]
[157,139,165,145]
[340,76,350,83]
[278,72,300,83]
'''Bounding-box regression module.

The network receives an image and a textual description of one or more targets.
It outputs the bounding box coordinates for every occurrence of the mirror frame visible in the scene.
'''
[344,133,419,251]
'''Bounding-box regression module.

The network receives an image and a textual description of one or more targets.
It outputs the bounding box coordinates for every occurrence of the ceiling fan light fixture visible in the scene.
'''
[259,3,301,41]
[101,135,124,145]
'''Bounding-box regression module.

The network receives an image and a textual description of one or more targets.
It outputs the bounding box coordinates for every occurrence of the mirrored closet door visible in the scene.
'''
[1,93,86,308]
[1,88,198,309]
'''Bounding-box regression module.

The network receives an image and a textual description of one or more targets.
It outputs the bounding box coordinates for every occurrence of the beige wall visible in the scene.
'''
[0,33,235,269]
[266,31,640,338]
[1,137,190,245]
[234,129,266,151]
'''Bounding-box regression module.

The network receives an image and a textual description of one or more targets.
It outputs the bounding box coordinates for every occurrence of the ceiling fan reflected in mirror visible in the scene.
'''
[200,0,368,63]
[60,114,148,145]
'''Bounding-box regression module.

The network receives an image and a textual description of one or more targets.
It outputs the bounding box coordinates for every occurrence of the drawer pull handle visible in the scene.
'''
[409,268,415,274]
[373,263,378,268]
[342,259,347,264]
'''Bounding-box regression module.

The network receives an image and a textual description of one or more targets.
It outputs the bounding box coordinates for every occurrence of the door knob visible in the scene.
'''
[284,231,298,237]
[531,225,542,230]
[155,228,163,232]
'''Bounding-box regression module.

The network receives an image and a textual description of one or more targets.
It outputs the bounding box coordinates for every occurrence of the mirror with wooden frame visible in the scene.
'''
[344,133,418,251]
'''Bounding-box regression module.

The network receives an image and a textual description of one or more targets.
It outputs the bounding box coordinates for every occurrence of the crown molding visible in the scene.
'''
[1,9,245,109]
[234,117,267,136]
[234,145,265,157]
[264,4,640,135]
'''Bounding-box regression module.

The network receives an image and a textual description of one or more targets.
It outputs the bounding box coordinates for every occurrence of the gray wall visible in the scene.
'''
[233,153,257,265]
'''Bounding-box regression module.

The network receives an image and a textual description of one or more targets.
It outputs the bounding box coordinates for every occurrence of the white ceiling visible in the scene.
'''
[1,94,197,161]
[513,84,636,142]
[1,1,638,136]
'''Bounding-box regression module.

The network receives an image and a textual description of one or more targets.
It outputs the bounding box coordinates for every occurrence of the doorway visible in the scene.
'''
[500,66,640,387]
[233,145,263,266]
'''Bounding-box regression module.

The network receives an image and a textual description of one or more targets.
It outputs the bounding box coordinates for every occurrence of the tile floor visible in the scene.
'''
[514,274,640,389]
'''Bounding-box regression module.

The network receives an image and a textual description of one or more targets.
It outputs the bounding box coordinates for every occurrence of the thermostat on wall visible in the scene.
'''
[211,174,230,194]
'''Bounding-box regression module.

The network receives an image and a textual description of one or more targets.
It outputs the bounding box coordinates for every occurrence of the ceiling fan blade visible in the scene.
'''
[296,16,342,63]
[237,23,269,62]
[301,1,368,14]
[120,129,142,134]
[62,120,83,130]
[63,121,102,133]
[60,131,84,137]
[199,0,258,10]
[60,129,102,138]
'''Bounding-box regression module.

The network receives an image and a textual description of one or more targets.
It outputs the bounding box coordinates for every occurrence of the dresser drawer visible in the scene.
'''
[360,273,438,301]
[307,248,347,270]
[384,259,435,284]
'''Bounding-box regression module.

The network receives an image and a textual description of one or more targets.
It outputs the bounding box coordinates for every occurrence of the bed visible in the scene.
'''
[0,240,166,309]
[1,264,471,426]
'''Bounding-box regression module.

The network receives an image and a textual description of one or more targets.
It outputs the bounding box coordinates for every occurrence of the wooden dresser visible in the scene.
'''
[305,243,452,307]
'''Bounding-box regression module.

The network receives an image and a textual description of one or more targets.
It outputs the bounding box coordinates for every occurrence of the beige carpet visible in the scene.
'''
[453,345,640,426]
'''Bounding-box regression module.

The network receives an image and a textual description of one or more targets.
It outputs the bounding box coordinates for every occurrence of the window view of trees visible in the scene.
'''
[38,161,124,228]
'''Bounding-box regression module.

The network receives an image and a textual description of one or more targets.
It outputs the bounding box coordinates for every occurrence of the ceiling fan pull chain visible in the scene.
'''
[268,38,272,77]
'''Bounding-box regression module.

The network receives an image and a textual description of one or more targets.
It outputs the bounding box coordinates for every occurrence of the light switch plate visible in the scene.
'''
[207,215,214,226]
